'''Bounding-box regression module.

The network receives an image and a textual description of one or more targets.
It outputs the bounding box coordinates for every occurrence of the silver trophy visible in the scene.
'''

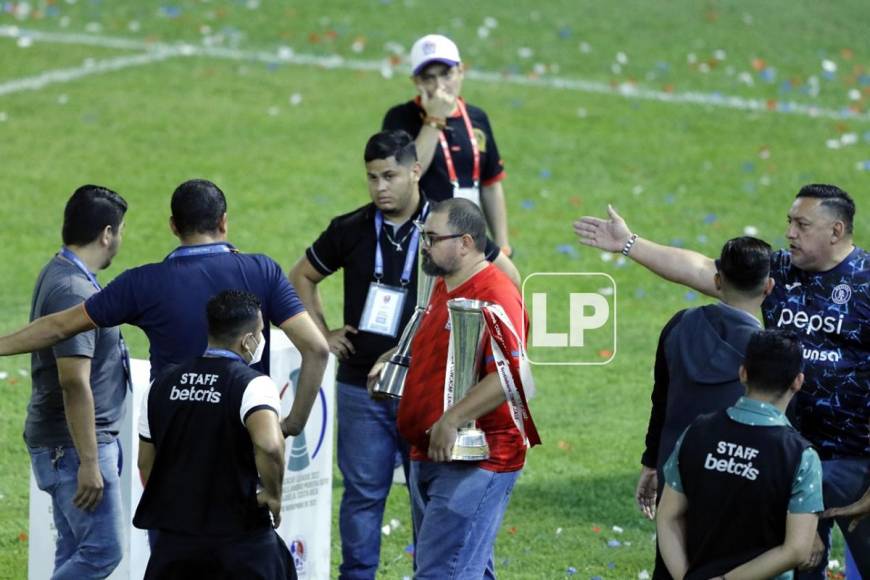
[446,298,492,461]
[372,249,436,399]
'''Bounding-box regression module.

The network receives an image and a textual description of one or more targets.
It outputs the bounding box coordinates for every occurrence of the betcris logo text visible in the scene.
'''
[776,308,844,336]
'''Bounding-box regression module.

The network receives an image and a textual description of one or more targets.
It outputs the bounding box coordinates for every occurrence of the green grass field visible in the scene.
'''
[1,1,868,577]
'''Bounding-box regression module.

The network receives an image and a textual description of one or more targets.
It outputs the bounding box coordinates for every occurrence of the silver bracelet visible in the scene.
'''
[621,233,638,256]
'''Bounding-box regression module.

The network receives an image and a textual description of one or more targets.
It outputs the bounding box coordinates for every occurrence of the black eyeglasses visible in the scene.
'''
[422,232,464,247]
[414,220,465,248]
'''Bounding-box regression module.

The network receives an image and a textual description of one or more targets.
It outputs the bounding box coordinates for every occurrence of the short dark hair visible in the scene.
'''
[796,184,855,234]
[206,290,261,343]
[62,185,128,246]
[364,130,417,166]
[715,236,771,293]
[743,330,803,394]
[171,179,227,237]
[431,198,486,252]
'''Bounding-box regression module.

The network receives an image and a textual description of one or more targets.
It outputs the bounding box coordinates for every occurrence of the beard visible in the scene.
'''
[102,236,121,269]
[421,251,450,277]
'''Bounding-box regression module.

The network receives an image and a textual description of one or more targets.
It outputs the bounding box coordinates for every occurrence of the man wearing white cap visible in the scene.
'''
[382,34,514,258]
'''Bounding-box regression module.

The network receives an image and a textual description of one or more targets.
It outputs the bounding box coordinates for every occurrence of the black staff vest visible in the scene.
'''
[679,410,810,580]
[133,356,272,536]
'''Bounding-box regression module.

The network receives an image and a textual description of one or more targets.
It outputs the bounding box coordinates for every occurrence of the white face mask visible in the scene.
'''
[246,332,265,366]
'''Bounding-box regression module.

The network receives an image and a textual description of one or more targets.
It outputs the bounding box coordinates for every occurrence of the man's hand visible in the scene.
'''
[427,413,459,463]
[257,489,282,529]
[419,86,456,120]
[326,325,357,360]
[635,466,658,520]
[73,460,104,511]
[366,361,386,396]
[366,347,398,398]
[821,488,870,532]
[798,533,825,570]
[573,204,632,252]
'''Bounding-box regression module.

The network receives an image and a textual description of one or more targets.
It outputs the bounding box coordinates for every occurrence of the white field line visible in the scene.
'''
[1,25,867,122]
[0,49,182,96]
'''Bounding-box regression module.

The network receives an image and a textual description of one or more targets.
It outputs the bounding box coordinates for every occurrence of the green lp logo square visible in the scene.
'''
[522,273,617,365]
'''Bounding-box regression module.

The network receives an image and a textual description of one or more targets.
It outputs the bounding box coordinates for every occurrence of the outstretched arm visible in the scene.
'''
[0,304,95,355]
[573,205,720,298]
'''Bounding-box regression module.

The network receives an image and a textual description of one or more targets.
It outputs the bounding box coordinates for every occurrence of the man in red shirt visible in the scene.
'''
[394,198,538,578]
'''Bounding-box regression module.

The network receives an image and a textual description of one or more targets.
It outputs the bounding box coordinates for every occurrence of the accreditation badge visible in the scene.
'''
[453,186,481,207]
[359,283,407,337]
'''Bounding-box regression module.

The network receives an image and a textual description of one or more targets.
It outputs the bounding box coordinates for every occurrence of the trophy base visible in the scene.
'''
[372,356,410,399]
[451,428,490,461]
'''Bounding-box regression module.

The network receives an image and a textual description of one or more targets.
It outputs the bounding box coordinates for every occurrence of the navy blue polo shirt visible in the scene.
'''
[84,242,305,380]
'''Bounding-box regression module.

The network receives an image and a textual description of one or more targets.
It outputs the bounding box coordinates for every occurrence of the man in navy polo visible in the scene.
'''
[0,179,328,437]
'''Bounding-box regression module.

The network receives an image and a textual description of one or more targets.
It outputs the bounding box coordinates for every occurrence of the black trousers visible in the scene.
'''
[144,528,296,580]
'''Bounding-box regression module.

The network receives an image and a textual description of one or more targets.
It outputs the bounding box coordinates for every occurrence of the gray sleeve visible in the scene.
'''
[43,279,97,359]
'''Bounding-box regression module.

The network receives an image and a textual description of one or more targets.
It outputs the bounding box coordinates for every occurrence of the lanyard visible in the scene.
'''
[436,99,480,191]
[374,210,421,286]
[58,247,132,389]
[204,348,247,364]
[59,247,101,291]
[166,242,234,260]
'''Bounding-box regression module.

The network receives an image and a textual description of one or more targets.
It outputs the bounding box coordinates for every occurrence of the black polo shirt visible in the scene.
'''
[382,98,506,202]
[678,409,811,580]
[134,356,280,536]
[305,195,500,385]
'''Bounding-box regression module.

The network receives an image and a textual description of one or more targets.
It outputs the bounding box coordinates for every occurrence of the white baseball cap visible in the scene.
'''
[410,34,461,75]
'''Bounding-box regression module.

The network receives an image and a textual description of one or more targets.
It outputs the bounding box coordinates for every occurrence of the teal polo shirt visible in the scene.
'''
[663,396,824,580]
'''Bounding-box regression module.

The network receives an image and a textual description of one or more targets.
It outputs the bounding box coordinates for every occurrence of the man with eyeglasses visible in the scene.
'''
[396,198,538,579]
[289,131,517,579]
[382,34,514,258]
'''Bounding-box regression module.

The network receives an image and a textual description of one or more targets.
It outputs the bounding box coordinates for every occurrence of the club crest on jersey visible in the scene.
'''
[831,284,852,305]
[473,128,488,153]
